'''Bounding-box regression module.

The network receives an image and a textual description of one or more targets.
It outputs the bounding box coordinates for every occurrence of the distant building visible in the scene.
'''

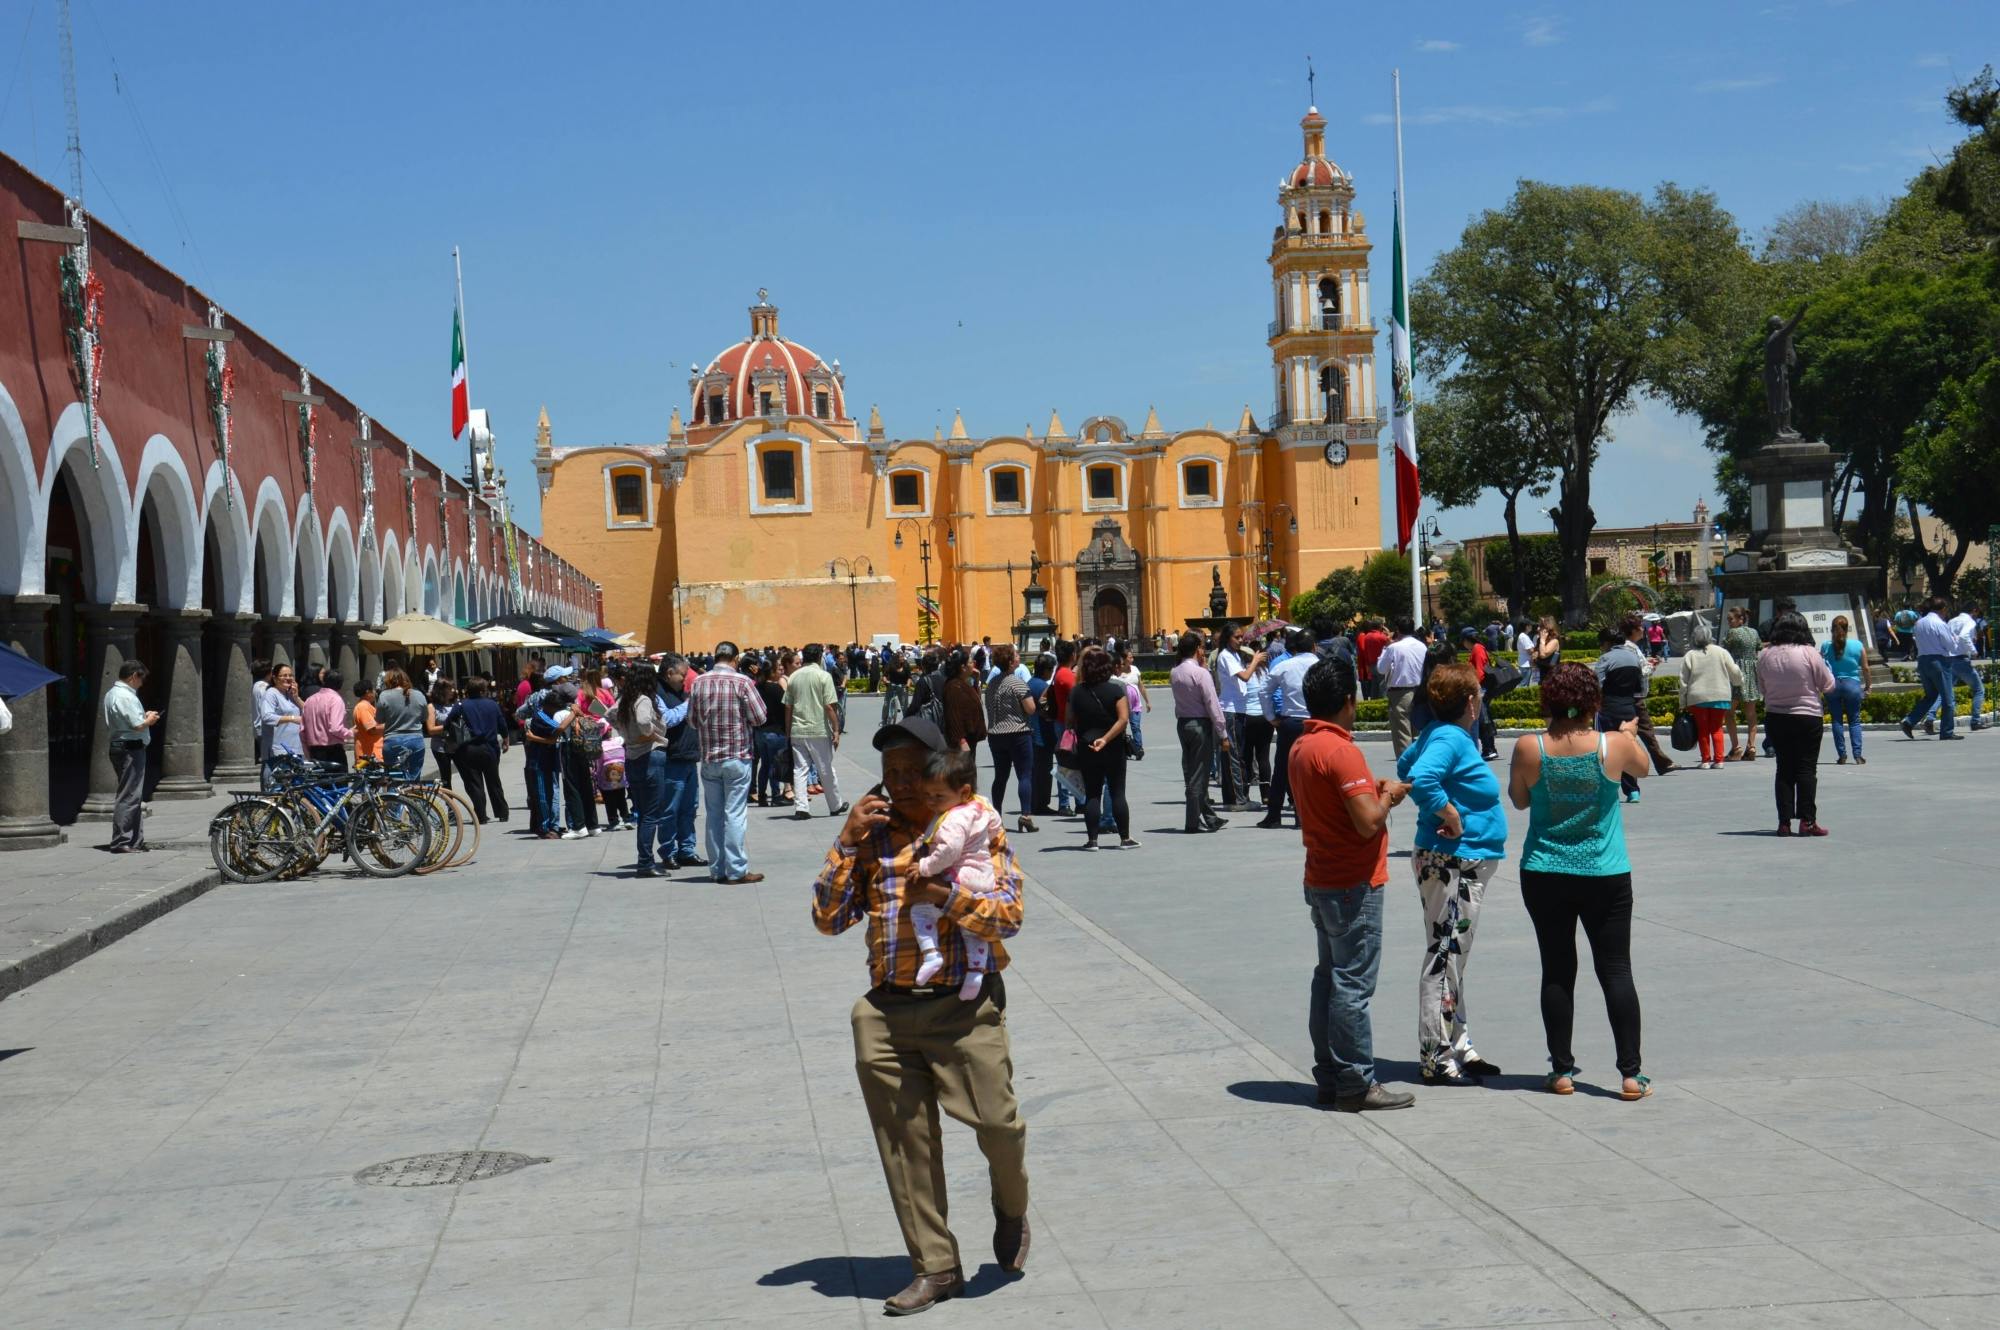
[1458,500,1740,611]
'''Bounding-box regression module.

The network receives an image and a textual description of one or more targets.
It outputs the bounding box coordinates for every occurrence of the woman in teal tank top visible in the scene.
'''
[1507,663,1655,1099]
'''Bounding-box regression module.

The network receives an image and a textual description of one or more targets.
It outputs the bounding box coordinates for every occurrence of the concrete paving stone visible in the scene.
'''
[1506,1196,1770,1256]
[1096,1045,1308,1120]
[483,1091,656,1155]
[1901,1294,2000,1328]
[1054,1199,1293,1293]
[1676,1076,1905,1115]
[1009,1120,1214,1201]
[189,1242,433,1320]
[627,1310,870,1330]
[405,1229,640,1329]
[1452,1157,1693,1210]
[16,1179,279,1280]
[1794,1233,2000,1299]
[643,1210,850,1276]
[0,1262,216,1328]
[1362,1119,1623,1172]
[644,1172,838,1227]
[1716,1186,1982,1244]
[1259,1211,1524,1278]
[1092,1275,1357,1329]
[1569,1245,1867,1311]
[233,1174,459,1262]
[1915,1183,2000,1227]
[1658,1298,1935,1328]
[1229,1176,1460,1228]
[1158,1112,1402,1190]
[1638,1147,1884,1200]
[1746,1104,1991,1151]
[1315,1262,1593,1328]
[1829,1138,2000,1193]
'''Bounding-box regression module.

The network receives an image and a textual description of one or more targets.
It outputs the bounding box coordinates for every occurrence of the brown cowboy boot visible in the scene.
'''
[884,1267,963,1316]
[994,1205,1031,1273]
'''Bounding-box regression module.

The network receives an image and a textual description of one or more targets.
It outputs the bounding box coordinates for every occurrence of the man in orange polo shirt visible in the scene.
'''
[1291,657,1416,1112]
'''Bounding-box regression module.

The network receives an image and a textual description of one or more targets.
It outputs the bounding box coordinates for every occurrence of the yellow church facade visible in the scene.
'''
[535,107,1384,651]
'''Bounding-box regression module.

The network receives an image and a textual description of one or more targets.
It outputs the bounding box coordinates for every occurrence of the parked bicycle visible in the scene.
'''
[208,758,439,883]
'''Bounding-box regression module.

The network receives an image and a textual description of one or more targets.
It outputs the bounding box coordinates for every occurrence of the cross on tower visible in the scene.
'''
[1307,55,1315,107]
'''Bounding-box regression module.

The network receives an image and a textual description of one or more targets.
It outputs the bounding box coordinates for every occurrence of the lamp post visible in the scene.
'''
[828,555,873,648]
[893,518,954,646]
[1417,515,1444,628]
[1236,501,1298,619]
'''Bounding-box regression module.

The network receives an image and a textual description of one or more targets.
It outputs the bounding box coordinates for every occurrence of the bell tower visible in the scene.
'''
[1267,106,1377,444]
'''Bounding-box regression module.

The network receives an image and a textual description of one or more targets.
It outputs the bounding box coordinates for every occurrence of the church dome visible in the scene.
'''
[690,291,847,426]
[1287,107,1348,190]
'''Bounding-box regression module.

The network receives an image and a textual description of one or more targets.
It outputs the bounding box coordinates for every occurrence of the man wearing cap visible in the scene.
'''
[812,715,1030,1315]
[687,641,766,883]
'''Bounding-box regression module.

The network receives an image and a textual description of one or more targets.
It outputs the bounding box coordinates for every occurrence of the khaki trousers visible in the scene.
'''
[851,982,1030,1275]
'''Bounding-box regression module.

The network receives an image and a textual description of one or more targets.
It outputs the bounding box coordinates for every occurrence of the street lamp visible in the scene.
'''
[1237,501,1298,618]
[1417,515,1444,627]
[892,518,954,646]
[828,555,873,648]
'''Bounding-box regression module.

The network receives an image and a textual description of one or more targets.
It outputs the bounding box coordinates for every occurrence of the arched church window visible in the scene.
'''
[1318,277,1341,331]
[1319,365,1345,424]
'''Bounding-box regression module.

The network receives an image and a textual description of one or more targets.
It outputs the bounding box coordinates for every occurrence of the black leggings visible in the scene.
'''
[453,742,509,822]
[1765,711,1823,825]
[1081,751,1129,841]
[1520,869,1642,1078]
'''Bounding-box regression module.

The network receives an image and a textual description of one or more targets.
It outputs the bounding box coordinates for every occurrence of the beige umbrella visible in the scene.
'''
[357,613,477,653]
[471,625,556,650]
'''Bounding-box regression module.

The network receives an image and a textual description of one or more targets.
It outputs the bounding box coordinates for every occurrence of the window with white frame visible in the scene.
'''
[1178,458,1220,507]
[603,463,654,528]
[989,466,1026,512]
[1084,461,1124,509]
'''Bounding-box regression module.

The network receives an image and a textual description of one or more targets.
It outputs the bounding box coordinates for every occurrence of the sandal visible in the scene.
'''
[1621,1074,1653,1101]
[1724,746,1743,762]
[1545,1069,1576,1095]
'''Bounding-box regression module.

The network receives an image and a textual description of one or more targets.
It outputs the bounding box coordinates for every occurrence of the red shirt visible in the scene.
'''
[1469,642,1489,678]
[1051,666,1075,726]
[1357,631,1389,680]
[1289,719,1387,889]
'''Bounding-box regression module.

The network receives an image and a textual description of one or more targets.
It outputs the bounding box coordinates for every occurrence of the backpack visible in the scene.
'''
[912,671,948,728]
[439,706,471,757]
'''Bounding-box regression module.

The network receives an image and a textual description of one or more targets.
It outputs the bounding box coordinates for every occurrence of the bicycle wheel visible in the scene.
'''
[345,793,434,877]
[400,784,459,875]
[433,786,481,869]
[209,800,302,883]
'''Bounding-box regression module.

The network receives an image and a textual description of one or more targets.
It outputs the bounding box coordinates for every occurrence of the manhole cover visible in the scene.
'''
[353,1151,549,1187]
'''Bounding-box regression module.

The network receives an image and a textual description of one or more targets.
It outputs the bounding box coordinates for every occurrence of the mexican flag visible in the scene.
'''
[1389,192,1420,553]
[450,304,469,442]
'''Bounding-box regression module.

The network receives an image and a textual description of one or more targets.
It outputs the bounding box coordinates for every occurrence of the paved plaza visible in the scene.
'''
[0,729,1997,1328]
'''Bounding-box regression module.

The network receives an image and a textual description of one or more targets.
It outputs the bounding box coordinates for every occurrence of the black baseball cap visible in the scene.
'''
[872,716,948,753]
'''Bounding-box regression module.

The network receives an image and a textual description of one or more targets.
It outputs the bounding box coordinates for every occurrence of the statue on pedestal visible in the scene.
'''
[1207,564,1229,619]
[1764,305,1806,437]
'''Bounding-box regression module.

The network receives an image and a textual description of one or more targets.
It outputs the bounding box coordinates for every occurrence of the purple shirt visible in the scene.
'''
[1758,643,1835,717]
[1170,657,1226,727]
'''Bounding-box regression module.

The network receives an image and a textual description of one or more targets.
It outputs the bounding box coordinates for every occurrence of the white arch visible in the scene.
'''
[357,528,381,625]
[291,501,327,621]
[451,560,467,626]
[403,543,422,615]
[324,507,359,623]
[198,462,254,614]
[130,436,204,611]
[0,379,40,596]
[249,476,295,616]
[379,528,404,622]
[41,404,132,603]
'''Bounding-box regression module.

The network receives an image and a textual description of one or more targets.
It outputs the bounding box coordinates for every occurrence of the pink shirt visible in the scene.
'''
[917,797,1003,892]
[1757,643,1835,717]
[299,688,353,748]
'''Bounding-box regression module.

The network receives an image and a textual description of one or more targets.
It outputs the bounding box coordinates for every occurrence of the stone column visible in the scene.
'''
[269,615,301,671]
[150,608,212,800]
[209,612,261,785]
[298,617,332,675]
[0,595,63,849]
[332,624,361,691]
[77,603,148,822]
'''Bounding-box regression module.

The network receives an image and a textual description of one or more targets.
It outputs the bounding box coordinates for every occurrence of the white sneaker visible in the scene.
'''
[587,827,602,837]
[561,829,586,840]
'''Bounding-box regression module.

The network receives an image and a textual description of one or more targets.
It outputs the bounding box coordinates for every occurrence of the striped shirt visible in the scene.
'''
[687,663,766,763]
[812,815,1023,989]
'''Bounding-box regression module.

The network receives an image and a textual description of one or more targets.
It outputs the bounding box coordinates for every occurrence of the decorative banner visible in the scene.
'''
[297,367,319,490]
[357,413,377,556]
[57,201,104,469]
[203,303,234,504]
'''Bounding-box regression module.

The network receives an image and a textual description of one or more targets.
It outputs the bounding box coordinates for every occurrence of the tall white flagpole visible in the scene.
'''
[1395,69,1422,627]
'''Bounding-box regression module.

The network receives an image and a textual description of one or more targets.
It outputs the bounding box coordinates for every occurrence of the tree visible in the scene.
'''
[1286,565,1366,629]
[1760,198,1884,265]
[1436,551,1487,629]
[1358,550,1413,621]
[1414,181,1751,625]
[1901,358,2000,594]
[1411,380,1556,624]
[1481,533,1564,606]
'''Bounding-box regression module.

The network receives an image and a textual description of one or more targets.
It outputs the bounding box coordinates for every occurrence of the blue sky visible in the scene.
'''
[1,1,1987,544]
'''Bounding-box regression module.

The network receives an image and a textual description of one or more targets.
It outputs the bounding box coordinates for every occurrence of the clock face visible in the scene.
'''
[1323,440,1349,466]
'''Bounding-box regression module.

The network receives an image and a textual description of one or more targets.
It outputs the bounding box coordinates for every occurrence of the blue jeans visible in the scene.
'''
[752,730,789,802]
[1827,677,1864,759]
[987,730,1033,816]
[1305,885,1384,1097]
[383,733,426,779]
[628,748,668,866]
[660,758,700,860]
[528,760,563,832]
[1948,656,1986,725]
[1905,656,1956,737]
[701,758,751,880]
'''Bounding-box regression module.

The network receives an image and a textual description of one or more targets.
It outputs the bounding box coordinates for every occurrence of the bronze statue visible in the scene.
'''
[1027,549,1042,586]
[1207,564,1229,619]
[1765,306,1806,436]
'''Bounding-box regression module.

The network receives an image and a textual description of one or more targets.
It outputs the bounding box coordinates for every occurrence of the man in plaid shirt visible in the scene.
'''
[812,715,1029,1316]
[687,641,766,883]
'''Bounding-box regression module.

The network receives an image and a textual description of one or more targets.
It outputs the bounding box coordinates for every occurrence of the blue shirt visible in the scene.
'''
[1269,654,1314,721]
[1821,637,1864,681]
[1395,721,1507,859]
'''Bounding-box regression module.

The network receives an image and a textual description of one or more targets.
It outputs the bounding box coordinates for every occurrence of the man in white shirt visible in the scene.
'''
[1212,626,1266,810]
[1377,617,1431,756]
[1901,598,1963,740]
[1935,602,1988,730]
[1257,628,1318,828]
[1516,625,1537,681]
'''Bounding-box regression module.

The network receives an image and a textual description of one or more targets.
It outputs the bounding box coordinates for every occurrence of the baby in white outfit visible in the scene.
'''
[909,753,1002,1000]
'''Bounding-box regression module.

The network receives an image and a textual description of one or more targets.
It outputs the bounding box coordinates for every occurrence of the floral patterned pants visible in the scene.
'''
[1413,850,1497,1076]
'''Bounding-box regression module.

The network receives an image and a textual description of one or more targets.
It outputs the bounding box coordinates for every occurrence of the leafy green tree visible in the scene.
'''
[1411,379,1556,625]
[1358,550,1413,621]
[1287,564,1367,629]
[1436,551,1488,630]
[1901,359,2000,593]
[1480,533,1565,612]
[1415,181,1750,625]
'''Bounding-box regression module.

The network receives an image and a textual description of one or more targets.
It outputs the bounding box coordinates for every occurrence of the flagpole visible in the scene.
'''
[1394,68,1422,628]
[454,246,473,481]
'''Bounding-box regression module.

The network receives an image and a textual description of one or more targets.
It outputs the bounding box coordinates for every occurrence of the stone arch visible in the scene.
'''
[249,478,294,617]
[42,404,132,604]
[0,378,41,595]
[403,543,422,615]
[1589,579,1660,614]
[379,529,405,621]
[130,436,203,610]
[452,561,467,626]
[198,463,253,614]
[421,548,441,617]
[292,502,327,621]
[324,508,359,623]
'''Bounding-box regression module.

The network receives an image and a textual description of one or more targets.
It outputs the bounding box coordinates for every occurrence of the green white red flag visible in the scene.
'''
[1389,190,1419,553]
[450,304,469,442]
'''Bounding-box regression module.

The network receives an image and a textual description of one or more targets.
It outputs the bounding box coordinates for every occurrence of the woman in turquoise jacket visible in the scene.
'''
[1395,661,1508,1086]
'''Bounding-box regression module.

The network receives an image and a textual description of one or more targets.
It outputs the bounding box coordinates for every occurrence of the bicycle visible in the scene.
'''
[209,758,434,880]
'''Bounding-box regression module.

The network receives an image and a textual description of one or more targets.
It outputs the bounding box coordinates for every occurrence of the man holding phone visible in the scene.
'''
[811,715,1030,1316]
[102,660,160,853]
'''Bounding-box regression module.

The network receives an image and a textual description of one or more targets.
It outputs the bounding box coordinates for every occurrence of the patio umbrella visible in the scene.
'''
[358,613,477,653]
[471,612,583,642]
[581,626,621,645]
[470,625,555,650]
[0,643,62,699]
[1238,619,1290,641]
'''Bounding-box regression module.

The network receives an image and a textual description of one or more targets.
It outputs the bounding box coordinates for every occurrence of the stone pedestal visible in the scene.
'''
[0,595,63,849]
[150,608,212,800]
[77,603,148,822]
[270,616,302,671]
[208,612,262,785]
